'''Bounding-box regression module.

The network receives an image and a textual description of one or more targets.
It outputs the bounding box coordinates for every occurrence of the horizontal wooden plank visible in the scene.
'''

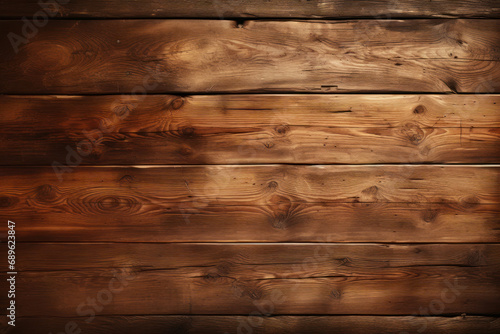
[0,0,499,18]
[1,95,499,165]
[1,20,499,93]
[1,166,498,242]
[14,243,500,272]
[1,316,498,334]
[2,243,499,316]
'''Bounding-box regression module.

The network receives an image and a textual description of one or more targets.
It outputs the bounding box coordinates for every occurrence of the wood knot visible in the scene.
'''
[422,209,439,223]
[268,181,278,189]
[270,213,288,230]
[35,184,59,202]
[179,146,193,156]
[203,272,221,282]
[275,124,289,136]
[330,289,342,299]
[234,19,246,29]
[95,195,140,213]
[119,175,134,184]
[402,122,425,145]
[98,196,120,210]
[263,142,275,149]
[170,97,185,110]
[413,105,426,114]
[444,79,458,93]
[461,195,480,209]
[0,196,18,208]
[268,194,292,230]
[181,126,196,137]
[361,185,378,196]
[76,140,94,156]
[113,105,132,118]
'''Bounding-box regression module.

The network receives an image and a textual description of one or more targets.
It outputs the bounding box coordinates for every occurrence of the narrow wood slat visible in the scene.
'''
[0,0,499,18]
[2,243,499,316]
[1,316,498,334]
[1,20,499,94]
[1,95,499,165]
[0,166,498,242]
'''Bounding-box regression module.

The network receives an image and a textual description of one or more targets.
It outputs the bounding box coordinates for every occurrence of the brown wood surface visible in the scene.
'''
[1,0,499,18]
[0,315,500,334]
[1,19,499,94]
[1,1,499,331]
[1,95,499,165]
[0,243,499,316]
[1,316,499,334]
[0,166,498,243]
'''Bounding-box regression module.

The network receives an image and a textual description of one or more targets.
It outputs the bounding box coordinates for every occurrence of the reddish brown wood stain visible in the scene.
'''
[0,1,499,333]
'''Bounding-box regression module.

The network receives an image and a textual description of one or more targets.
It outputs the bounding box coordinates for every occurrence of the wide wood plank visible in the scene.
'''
[1,0,499,18]
[2,316,498,334]
[1,19,499,93]
[1,166,498,242]
[1,95,499,165]
[2,243,499,316]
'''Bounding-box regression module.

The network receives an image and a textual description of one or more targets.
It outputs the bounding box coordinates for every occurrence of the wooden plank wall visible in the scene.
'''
[0,0,499,333]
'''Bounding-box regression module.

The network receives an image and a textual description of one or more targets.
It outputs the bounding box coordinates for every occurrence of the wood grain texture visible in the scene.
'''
[1,95,499,165]
[1,316,498,334]
[0,166,498,242]
[1,243,499,316]
[1,0,499,18]
[0,0,498,330]
[1,19,499,94]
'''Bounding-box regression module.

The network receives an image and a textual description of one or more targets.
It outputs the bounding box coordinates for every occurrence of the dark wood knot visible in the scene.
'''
[98,196,121,210]
[263,142,275,149]
[113,104,132,118]
[270,213,288,230]
[422,209,438,223]
[119,174,134,183]
[413,105,426,114]
[181,126,196,137]
[0,196,18,208]
[402,122,425,145]
[361,185,378,197]
[275,124,289,136]
[35,184,59,202]
[461,195,480,209]
[170,97,185,110]
[268,181,278,189]
[179,146,193,156]
[203,272,221,282]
